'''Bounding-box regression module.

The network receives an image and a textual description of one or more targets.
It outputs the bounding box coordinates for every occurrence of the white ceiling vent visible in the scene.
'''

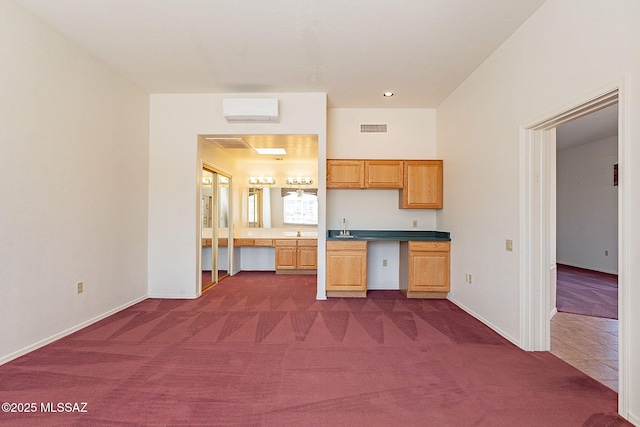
[360,124,388,133]
[223,98,279,123]
[204,137,251,149]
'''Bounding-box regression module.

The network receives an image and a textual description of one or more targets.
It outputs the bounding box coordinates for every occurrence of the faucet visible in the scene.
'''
[340,218,350,236]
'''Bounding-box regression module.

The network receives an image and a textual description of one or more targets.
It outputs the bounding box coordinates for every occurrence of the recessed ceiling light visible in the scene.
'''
[383,92,394,97]
[255,148,287,155]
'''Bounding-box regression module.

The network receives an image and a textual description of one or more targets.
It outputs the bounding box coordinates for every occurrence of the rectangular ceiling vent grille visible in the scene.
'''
[205,137,251,149]
[360,124,388,133]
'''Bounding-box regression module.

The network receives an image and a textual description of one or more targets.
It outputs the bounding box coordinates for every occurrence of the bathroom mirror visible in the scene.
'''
[247,187,318,228]
[248,188,263,228]
[202,169,230,290]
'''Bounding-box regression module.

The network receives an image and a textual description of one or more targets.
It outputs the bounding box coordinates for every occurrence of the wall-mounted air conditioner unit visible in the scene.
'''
[223,98,279,122]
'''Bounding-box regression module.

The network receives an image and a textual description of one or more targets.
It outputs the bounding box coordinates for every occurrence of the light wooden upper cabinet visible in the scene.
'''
[327,158,443,209]
[364,160,403,188]
[327,159,403,189]
[400,160,443,209]
[327,160,364,188]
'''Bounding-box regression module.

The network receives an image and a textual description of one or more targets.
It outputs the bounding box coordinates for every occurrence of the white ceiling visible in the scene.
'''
[15,0,614,157]
[16,0,547,108]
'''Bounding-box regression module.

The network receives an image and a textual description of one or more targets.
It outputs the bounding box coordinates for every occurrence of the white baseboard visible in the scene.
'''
[447,295,520,348]
[0,295,147,366]
[147,293,198,299]
[627,411,639,427]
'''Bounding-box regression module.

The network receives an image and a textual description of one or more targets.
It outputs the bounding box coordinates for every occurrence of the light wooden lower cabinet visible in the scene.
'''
[275,240,296,269]
[326,240,367,297]
[402,241,450,298]
[275,239,317,272]
[297,240,318,270]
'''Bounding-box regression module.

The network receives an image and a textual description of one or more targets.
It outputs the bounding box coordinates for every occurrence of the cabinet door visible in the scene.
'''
[408,242,450,292]
[365,160,403,188]
[326,241,367,291]
[297,240,318,270]
[297,246,318,270]
[327,160,364,188]
[400,160,443,209]
[275,246,297,270]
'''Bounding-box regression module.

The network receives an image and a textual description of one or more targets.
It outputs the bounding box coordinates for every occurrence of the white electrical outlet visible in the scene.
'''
[468,274,472,284]
[382,259,388,267]
[412,220,418,228]
[77,281,83,294]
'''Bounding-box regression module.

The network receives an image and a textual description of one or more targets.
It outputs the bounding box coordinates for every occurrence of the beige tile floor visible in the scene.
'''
[550,311,618,391]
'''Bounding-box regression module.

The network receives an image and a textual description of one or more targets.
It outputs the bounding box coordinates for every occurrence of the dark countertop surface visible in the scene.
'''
[327,229,450,242]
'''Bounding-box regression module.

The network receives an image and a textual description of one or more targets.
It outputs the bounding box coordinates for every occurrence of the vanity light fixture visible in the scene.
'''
[285,177,313,186]
[248,176,276,186]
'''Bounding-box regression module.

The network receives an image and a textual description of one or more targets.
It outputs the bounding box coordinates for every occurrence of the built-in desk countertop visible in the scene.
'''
[326,229,450,242]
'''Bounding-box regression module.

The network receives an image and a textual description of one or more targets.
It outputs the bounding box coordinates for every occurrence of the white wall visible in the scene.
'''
[436,0,639,421]
[557,135,618,274]
[149,93,327,299]
[0,1,149,362]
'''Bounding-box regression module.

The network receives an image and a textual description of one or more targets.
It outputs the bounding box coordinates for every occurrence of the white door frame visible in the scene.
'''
[519,79,629,417]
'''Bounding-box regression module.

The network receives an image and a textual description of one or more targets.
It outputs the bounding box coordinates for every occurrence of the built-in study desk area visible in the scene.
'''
[326,230,451,299]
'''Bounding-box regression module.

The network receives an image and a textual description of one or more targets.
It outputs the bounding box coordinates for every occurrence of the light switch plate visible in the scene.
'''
[506,240,513,251]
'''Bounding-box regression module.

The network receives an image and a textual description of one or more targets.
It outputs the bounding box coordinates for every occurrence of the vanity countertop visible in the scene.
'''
[235,228,318,240]
[327,229,450,242]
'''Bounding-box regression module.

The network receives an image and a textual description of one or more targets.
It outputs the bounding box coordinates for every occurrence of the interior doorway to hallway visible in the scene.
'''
[550,103,619,391]
[520,82,629,417]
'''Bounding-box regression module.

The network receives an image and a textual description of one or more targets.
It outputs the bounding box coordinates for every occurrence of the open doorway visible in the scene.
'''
[520,82,629,417]
[550,104,619,391]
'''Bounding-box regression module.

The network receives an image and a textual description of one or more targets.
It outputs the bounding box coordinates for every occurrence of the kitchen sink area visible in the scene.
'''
[327,229,450,242]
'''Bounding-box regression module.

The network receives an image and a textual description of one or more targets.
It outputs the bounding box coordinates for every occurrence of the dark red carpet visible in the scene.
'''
[0,272,628,426]
[556,264,618,319]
